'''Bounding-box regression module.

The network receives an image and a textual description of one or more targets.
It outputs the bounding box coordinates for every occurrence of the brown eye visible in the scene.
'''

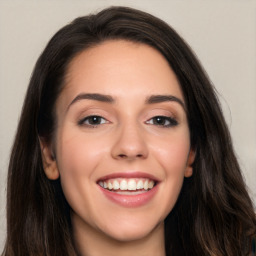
[146,116,178,127]
[79,115,108,126]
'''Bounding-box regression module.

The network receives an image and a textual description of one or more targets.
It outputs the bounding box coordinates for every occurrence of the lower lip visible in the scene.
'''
[98,185,159,207]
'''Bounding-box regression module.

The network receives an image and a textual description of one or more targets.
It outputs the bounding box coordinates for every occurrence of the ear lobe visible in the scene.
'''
[184,148,196,178]
[39,138,60,180]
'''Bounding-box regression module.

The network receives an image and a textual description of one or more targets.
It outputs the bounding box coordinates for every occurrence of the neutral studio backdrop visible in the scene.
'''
[0,0,255,250]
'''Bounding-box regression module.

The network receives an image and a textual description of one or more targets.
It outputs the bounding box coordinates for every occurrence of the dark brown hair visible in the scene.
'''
[2,6,256,256]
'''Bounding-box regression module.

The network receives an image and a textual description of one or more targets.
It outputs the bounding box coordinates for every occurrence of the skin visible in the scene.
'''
[40,40,195,256]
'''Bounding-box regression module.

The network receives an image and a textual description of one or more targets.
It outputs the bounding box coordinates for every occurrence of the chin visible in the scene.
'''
[101,219,164,243]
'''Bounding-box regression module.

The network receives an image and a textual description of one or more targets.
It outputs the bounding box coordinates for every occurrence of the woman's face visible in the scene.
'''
[42,40,194,242]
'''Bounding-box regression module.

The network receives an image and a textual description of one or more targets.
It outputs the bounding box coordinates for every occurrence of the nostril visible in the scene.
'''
[117,153,143,159]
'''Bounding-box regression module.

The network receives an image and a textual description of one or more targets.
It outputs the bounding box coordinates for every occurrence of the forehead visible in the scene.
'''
[59,40,184,106]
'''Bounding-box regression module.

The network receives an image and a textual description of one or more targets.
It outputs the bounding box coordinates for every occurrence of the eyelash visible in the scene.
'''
[78,115,108,128]
[78,115,178,128]
[146,116,178,127]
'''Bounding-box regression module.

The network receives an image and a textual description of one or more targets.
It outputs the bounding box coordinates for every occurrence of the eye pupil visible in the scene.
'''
[154,117,165,125]
[78,115,108,127]
[89,116,101,124]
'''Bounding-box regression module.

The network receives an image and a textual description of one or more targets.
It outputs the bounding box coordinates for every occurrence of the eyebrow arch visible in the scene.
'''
[67,93,114,110]
[67,93,185,111]
[146,95,186,110]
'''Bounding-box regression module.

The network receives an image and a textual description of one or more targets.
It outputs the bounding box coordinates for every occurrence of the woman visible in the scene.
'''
[2,6,256,256]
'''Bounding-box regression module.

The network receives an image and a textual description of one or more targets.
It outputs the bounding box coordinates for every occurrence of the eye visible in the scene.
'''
[146,116,178,127]
[78,115,108,127]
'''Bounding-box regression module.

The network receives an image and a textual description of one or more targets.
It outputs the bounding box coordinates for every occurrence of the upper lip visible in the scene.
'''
[96,171,160,183]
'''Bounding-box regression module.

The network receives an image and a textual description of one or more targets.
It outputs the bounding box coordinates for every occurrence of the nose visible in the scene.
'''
[111,122,149,161]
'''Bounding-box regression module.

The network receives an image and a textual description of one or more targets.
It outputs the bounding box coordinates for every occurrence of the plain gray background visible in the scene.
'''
[0,0,256,251]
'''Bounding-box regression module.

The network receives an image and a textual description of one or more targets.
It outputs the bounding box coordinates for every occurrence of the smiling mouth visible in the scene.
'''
[97,178,156,194]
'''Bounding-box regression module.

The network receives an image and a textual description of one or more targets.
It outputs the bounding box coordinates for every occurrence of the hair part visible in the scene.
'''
[3,6,256,256]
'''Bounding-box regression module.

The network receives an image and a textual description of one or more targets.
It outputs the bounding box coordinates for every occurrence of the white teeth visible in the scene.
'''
[137,180,143,189]
[148,180,154,189]
[113,180,119,190]
[120,180,128,190]
[98,178,156,192]
[127,179,136,190]
[107,181,113,190]
[144,180,149,190]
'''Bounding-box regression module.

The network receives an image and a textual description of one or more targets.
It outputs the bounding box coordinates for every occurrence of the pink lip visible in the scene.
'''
[97,172,159,207]
[98,185,159,207]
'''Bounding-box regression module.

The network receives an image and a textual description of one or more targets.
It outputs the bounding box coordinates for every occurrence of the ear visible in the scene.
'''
[39,138,60,180]
[184,148,196,178]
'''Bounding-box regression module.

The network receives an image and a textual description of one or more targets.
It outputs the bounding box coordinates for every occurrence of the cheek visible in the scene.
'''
[57,127,108,170]
[152,129,191,172]
[55,128,109,202]
[151,129,191,214]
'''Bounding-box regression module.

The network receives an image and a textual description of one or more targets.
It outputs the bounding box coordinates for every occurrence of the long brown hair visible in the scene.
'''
[2,6,256,256]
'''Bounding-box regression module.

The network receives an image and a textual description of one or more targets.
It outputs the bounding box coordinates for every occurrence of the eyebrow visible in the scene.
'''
[67,93,185,111]
[146,95,185,110]
[67,93,114,110]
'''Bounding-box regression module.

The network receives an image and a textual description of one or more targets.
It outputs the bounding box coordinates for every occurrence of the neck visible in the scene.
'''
[72,215,166,256]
